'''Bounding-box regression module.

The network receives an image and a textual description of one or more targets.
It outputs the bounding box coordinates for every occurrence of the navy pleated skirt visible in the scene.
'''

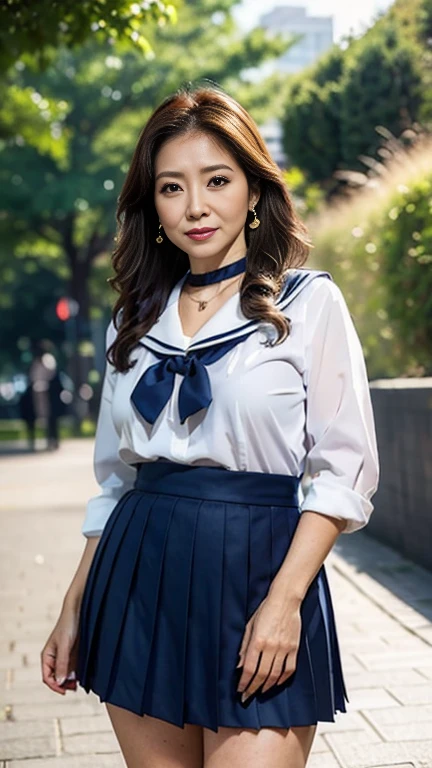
[76,460,349,732]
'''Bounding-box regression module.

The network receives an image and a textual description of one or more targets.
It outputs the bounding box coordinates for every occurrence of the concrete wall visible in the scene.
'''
[368,378,432,572]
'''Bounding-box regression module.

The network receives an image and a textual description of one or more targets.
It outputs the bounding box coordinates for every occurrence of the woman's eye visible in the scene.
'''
[160,182,181,193]
[209,175,230,187]
[160,176,230,194]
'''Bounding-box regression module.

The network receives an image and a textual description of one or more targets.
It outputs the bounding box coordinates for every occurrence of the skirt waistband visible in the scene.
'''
[133,459,302,507]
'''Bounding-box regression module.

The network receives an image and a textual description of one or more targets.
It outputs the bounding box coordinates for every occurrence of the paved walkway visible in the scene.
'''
[1,439,432,768]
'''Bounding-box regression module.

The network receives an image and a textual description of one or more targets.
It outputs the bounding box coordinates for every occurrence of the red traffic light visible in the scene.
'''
[56,298,70,321]
[56,297,79,321]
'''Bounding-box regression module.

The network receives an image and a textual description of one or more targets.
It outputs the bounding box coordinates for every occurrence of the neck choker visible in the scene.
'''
[186,254,247,287]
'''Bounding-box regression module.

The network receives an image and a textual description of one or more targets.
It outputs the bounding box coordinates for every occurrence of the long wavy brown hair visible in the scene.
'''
[107,82,312,372]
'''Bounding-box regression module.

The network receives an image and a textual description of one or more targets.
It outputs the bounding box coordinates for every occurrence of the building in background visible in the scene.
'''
[258,5,334,167]
[260,5,333,74]
[259,118,286,168]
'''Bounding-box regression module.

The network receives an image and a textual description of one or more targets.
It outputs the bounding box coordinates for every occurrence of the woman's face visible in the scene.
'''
[153,130,259,268]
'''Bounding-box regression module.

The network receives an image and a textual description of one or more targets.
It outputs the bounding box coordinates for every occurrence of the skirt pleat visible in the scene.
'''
[320,566,350,708]
[182,500,226,727]
[140,496,200,724]
[92,491,155,700]
[77,461,349,732]
[109,493,177,714]
[77,490,139,685]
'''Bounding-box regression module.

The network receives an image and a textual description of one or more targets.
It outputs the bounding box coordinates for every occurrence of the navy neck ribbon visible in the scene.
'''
[185,254,247,286]
[131,332,252,426]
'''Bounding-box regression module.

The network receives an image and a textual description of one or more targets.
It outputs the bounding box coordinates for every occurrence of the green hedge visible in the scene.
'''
[306,139,432,378]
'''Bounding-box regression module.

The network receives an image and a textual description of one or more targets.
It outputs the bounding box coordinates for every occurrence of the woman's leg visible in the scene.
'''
[203,724,317,768]
[106,704,204,768]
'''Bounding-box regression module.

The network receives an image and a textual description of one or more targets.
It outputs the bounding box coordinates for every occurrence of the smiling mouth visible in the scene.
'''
[185,228,218,234]
[185,228,219,240]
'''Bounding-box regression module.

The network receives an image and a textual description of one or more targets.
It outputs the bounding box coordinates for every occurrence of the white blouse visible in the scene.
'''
[81,268,380,538]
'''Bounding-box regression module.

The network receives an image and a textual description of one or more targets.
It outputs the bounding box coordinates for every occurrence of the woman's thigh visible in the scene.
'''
[203,724,317,768]
[105,703,204,768]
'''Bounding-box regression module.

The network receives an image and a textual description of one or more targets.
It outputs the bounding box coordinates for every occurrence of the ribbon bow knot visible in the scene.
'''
[165,354,196,377]
[130,334,252,426]
[131,348,213,425]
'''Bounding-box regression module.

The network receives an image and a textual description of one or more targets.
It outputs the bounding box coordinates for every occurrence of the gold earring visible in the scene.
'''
[248,204,260,229]
[156,222,164,243]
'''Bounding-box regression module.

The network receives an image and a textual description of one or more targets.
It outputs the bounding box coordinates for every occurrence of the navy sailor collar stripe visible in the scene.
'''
[131,268,332,426]
[138,268,332,356]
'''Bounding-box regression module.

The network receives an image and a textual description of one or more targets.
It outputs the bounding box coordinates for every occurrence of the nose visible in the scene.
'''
[186,184,211,220]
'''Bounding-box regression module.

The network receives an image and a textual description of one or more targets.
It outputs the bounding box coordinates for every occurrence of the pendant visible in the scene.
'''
[198,301,207,311]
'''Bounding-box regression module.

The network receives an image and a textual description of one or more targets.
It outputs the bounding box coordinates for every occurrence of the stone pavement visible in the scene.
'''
[1,439,431,768]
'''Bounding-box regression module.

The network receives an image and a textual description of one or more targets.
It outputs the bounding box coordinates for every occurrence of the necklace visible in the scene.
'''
[183,274,243,312]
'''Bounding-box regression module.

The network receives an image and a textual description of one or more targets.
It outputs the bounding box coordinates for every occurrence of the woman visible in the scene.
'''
[41,84,380,768]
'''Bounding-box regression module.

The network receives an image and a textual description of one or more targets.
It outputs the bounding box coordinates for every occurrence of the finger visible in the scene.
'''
[41,644,66,695]
[54,645,72,687]
[277,651,298,686]
[42,639,72,693]
[237,616,254,667]
[261,652,286,693]
[237,646,261,693]
[240,647,275,699]
[59,670,78,690]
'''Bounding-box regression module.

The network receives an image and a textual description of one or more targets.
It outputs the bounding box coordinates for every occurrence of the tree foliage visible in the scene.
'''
[379,178,432,364]
[339,27,422,168]
[307,136,432,378]
[0,0,178,73]
[281,0,427,187]
[0,0,178,158]
[0,0,295,371]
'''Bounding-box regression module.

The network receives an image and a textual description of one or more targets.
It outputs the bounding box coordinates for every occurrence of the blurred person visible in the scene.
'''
[29,340,63,450]
[41,85,380,768]
[46,368,64,450]
[18,381,36,451]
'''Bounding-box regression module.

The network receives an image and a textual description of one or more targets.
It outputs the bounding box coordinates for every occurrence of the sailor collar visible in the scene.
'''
[131,268,333,425]
[139,267,333,356]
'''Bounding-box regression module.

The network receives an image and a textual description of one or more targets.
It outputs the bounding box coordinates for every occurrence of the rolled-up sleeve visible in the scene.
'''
[81,320,137,538]
[299,278,379,534]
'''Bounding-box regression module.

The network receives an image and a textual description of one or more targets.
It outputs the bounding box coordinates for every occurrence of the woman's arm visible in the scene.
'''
[63,535,101,611]
[237,278,379,700]
[270,275,380,602]
[40,534,101,694]
[81,319,137,538]
[268,510,347,603]
[41,318,135,693]
[237,513,347,700]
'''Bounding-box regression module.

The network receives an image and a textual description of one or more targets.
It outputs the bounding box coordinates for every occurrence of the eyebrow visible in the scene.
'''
[155,164,234,182]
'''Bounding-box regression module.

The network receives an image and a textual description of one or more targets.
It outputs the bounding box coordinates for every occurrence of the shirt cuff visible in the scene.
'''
[81,487,126,538]
[299,474,374,534]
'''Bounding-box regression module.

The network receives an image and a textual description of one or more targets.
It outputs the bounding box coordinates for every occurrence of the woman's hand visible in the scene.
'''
[236,591,302,702]
[40,595,81,695]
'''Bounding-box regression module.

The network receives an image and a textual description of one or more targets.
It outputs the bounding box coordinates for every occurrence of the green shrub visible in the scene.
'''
[281,0,427,187]
[307,138,432,378]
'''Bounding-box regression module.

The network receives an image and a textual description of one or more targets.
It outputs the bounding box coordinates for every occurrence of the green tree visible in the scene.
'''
[339,26,422,169]
[0,0,294,375]
[280,0,427,187]
[0,0,178,159]
[306,136,432,378]
[281,77,342,189]
[0,0,177,73]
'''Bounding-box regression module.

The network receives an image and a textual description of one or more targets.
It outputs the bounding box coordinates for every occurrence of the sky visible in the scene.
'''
[233,0,395,42]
